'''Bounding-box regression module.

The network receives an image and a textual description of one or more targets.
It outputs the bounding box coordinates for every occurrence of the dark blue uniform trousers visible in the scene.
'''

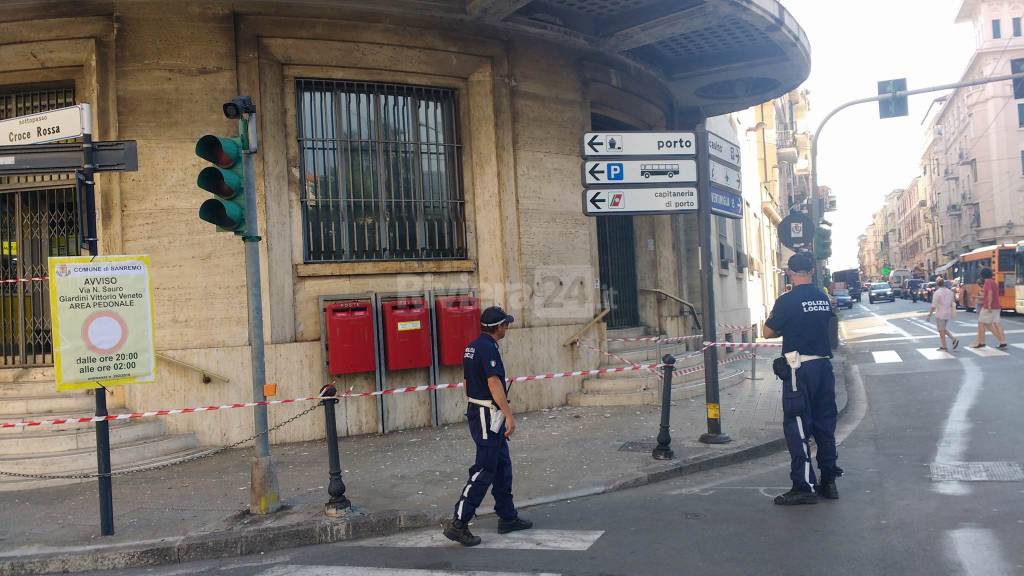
[453,410,517,522]
[781,359,842,492]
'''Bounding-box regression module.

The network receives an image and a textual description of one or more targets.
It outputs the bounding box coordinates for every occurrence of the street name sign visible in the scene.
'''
[49,255,156,391]
[583,131,696,157]
[710,185,743,219]
[584,187,698,216]
[707,131,740,166]
[0,104,85,147]
[709,159,742,193]
[583,159,698,185]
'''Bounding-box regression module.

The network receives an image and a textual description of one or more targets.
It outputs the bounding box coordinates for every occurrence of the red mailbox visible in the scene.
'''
[436,295,480,366]
[382,298,432,371]
[325,300,375,375]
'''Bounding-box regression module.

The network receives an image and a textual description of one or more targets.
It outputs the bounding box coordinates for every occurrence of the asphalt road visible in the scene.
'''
[98,298,1024,576]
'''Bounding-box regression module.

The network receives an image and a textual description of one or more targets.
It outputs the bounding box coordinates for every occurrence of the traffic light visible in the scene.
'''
[814,226,832,261]
[1012,58,1024,99]
[195,135,246,235]
[878,78,908,119]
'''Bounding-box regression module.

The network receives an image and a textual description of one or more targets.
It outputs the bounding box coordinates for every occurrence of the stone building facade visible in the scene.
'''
[0,1,810,479]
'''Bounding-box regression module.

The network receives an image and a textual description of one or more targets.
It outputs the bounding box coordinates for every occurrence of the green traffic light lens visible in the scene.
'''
[199,198,244,231]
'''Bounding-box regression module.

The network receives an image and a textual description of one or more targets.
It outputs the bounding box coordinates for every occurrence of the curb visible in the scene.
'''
[0,354,850,576]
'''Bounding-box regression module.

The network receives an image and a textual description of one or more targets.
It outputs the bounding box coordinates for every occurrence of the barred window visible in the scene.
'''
[296,79,467,262]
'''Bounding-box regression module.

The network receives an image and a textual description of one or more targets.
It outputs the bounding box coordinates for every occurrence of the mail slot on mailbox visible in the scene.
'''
[436,295,479,366]
[325,300,375,375]
[382,298,432,371]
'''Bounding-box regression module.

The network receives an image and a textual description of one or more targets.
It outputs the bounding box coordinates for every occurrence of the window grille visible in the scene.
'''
[296,79,466,262]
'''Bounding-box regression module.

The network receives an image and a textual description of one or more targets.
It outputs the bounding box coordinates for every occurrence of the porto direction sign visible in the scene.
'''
[583,159,698,186]
[583,131,696,157]
[584,187,698,216]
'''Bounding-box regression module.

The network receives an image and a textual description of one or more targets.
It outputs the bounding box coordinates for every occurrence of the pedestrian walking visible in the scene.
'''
[971,268,1007,349]
[443,306,532,546]
[927,276,958,351]
[763,253,843,506]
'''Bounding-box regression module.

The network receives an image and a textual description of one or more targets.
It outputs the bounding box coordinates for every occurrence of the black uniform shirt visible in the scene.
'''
[464,333,506,405]
[765,284,836,357]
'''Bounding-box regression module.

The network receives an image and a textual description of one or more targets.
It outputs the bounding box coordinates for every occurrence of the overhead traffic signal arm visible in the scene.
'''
[195,135,247,235]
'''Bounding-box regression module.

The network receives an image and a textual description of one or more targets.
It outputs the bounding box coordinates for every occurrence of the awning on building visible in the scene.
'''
[934,259,958,275]
[467,0,811,117]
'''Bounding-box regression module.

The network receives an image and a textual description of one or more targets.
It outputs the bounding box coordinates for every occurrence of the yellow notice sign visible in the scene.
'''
[706,403,721,420]
[48,255,155,391]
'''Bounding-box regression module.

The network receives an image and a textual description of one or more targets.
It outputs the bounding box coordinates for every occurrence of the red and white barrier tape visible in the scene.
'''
[673,351,757,378]
[703,341,782,349]
[0,276,48,285]
[0,362,662,429]
[605,334,704,344]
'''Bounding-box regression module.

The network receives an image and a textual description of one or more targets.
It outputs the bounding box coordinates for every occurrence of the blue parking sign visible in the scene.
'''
[608,163,623,181]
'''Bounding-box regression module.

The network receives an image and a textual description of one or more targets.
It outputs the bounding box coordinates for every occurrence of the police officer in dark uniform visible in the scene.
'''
[763,253,843,505]
[443,306,532,546]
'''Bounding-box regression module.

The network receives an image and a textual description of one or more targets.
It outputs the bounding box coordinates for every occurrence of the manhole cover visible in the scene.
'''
[930,462,1024,482]
[618,441,658,452]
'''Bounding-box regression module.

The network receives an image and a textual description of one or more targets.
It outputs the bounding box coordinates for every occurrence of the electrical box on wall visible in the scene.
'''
[435,295,480,366]
[325,300,376,375]
[382,298,432,371]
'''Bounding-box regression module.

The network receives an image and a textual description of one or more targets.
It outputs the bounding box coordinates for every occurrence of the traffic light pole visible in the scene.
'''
[809,70,1024,284]
[240,112,281,515]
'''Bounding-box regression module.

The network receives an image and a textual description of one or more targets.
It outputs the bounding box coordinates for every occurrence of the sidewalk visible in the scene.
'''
[0,355,847,576]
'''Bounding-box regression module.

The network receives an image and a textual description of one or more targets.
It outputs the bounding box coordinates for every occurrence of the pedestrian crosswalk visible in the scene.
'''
[872,351,903,363]
[341,528,605,551]
[860,343,1023,364]
[258,567,561,576]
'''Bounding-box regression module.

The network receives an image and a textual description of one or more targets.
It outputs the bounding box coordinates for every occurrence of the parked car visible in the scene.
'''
[833,288,854,309]
[868,282,895,303]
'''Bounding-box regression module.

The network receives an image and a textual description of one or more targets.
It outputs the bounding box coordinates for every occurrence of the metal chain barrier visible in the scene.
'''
[0,403,320,481]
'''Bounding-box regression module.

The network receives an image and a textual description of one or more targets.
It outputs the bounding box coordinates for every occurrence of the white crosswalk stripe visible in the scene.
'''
[963,346,1010,357]
[342,528,604,552]
[257,567,561,576]
[872,350,903,363]
[917,348,956,361]
[1013,343,1024,351]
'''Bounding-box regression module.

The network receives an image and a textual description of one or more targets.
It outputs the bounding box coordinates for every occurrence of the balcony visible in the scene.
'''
[776,129,795,148]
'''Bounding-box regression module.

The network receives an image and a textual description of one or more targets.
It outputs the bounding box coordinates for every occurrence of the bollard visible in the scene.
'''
[320,384,352,517]
[748,323,762,381]
[652,354,676,460]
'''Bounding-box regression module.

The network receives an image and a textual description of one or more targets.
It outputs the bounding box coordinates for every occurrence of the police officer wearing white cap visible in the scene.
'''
[443,306,532,546]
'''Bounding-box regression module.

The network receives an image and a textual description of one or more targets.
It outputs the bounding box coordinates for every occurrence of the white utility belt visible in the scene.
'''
[467,397,505,434]
[783,352,828,392]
